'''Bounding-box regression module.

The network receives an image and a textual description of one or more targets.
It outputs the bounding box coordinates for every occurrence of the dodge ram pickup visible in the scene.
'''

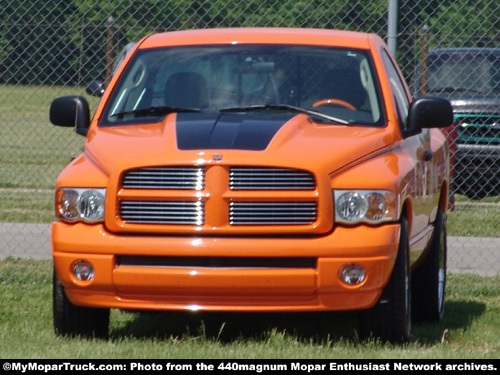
[49,28,453,342]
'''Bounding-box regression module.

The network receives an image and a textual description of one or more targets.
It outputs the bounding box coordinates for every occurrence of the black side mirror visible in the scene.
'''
[86,80,106,97]
[49,96,90,136]
[407,97,453,132]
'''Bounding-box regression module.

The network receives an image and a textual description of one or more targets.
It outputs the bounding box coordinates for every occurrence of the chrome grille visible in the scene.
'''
[457,114,500,143]
[230,202,317,225]
[230,167,315,190]
[120,201,204,225]
[122,167,205,190]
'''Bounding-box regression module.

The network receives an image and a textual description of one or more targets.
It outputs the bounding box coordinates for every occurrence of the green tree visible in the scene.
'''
[0,0,77,84]
[428,0,500,48]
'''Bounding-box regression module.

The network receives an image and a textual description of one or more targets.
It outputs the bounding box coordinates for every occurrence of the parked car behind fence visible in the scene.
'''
[417,48,500,199]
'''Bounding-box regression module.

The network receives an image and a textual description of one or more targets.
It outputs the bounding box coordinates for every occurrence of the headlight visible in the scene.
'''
[334,190,397,224]
[56,188,106,223]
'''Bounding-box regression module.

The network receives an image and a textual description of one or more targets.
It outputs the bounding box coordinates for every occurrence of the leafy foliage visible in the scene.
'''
[4,1,497,85]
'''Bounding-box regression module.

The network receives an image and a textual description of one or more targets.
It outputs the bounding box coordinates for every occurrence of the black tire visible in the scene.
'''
[411,208,447,323]
[53,269,110,339]
[359,216,411,343]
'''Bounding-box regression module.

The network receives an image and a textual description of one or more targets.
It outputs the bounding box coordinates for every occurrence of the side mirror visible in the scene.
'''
[86,80,105,97]
[49,96,90,136]
[407,97,453,132]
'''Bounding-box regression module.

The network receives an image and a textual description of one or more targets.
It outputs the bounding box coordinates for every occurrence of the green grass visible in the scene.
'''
[0,189,54,223]
[0,85,90,189]
[0,85,92,223]
[448,198,500,237]
[0,258,499,358]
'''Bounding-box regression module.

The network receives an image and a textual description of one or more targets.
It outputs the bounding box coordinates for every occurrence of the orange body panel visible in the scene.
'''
[52,222,399,311]
[52,28,450,313]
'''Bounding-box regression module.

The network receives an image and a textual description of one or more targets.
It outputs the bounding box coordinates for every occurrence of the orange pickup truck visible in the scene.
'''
[49,28,453,342]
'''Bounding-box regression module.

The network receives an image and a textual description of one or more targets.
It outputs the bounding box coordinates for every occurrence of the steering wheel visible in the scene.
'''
[312,98,356,111]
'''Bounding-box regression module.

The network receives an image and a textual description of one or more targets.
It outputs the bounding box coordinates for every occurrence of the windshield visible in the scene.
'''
[101,44,384,126]
[426,50,500,96]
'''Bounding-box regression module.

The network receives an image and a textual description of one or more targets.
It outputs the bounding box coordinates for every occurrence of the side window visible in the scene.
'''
[381,49,410,129]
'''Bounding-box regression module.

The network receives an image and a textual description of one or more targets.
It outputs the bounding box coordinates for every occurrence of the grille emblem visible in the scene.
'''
[213,154,223,161]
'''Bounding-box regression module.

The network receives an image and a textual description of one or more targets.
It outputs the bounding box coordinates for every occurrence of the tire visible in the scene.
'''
[411,208,447,323]
[359,216,411,343]
[53,269,110,339]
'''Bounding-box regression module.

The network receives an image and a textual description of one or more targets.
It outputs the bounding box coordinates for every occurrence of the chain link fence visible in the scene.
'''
[1,1,499,285]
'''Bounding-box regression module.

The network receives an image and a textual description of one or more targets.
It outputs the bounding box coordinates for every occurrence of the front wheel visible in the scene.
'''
[359,216,411,343]
[53,269,110,339]
[412,209,447,322]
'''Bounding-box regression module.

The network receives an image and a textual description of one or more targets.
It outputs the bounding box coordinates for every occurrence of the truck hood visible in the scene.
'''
[85,112,393,176]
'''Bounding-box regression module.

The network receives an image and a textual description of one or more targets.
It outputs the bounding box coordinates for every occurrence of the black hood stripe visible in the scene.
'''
[176,112,295,150]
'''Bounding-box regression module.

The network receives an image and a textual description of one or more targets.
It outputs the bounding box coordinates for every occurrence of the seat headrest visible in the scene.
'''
[164,72,209,109]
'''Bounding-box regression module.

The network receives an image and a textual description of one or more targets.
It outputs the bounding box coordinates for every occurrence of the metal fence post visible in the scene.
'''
[105,16,115,86]
[387,0,398,56]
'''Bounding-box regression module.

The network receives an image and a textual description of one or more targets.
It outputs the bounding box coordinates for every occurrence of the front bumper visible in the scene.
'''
[52,222,399,312]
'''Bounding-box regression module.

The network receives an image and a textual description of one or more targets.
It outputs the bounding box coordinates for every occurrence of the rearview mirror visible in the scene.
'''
[407,97,453,132]
[49,96,90,136]
[86,80,106,97]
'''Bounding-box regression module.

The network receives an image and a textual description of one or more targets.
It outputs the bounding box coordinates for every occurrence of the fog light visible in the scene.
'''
[340,263,366,285]
[71,260,95,282]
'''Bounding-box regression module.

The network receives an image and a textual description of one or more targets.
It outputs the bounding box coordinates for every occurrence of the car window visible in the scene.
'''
[427,51,500,95]
[101,45,385,127]
[112,42,136,75]
[381,49,409,129]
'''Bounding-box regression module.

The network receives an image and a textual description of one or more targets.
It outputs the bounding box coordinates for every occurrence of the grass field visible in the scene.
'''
[0,85,92,222]
[0,85,90,188]
[0,258,499,358]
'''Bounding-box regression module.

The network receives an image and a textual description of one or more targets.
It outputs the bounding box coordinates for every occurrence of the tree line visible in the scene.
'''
[1,0,498,85]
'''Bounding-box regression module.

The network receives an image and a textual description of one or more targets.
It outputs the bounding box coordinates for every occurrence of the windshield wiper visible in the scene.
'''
[219,104,350,125]
[110,105,201,119]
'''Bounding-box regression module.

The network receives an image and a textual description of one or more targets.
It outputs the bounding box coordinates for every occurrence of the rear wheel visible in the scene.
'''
[412,208,447,322]
[53,269,110,339]
[359,216,411,343]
